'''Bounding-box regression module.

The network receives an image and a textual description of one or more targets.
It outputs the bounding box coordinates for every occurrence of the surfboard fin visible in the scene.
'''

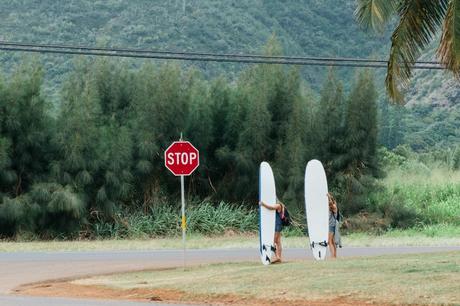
[266,255,271,263]
[262,244,267,251]
[270,245,276,252]
[311,241,328,248]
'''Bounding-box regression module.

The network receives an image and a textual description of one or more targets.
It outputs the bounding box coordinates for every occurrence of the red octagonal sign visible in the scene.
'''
[164,141,199,176]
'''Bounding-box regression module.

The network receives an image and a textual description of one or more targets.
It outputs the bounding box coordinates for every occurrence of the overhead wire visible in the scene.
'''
[0,40,445,70]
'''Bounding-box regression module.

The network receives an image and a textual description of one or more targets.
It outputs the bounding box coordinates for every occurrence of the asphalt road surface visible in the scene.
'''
[1,246,459,306]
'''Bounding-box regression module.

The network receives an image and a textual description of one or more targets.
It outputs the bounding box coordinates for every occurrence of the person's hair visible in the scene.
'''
[327,192,337,211]
[276,197,284,206]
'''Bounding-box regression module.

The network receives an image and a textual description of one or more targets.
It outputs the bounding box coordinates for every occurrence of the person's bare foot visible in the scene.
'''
[272,258,282,264]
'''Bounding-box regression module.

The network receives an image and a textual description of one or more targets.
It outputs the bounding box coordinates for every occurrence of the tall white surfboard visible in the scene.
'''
[259,162,276,265]
[304,159,329,260]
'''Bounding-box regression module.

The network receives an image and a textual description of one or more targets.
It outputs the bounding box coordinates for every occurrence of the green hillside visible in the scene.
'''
[0,0,458,150]
[0,0,389,90]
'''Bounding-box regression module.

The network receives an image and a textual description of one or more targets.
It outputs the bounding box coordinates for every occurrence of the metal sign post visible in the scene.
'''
[164,134,199,271]
[181,174,186,270]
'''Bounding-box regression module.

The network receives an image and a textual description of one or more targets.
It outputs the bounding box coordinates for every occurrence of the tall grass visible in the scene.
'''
[93,164,460,239]
[90,201,306,239]
[344,161,460,233]
[92,202,260,239]
[381,165,460,226]
[186,202,258,234]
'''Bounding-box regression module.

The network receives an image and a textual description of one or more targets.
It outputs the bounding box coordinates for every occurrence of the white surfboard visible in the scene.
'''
[304,159,329,260]
[259,162,276,265]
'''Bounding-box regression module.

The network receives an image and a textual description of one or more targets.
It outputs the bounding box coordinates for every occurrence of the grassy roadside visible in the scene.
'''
[72,251,460,305]
[1,225,459,252]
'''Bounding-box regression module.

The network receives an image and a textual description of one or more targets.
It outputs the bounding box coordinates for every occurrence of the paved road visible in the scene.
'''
[1,246,459,305]
[0,295,166,306]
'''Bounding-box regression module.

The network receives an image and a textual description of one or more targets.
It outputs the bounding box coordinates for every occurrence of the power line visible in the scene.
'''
[0,40,441,65]
[0,41,445,70]
[0,46,443,69]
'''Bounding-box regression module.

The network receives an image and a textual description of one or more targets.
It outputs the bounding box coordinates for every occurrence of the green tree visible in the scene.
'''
[93,59,135,125]
[275,69,311,210]
[0,195,29,237]
[213,79,247,200]
[52,58,100,216]
[184,70,214,196]
[207,77,234,197]
[316,69,346,179]
[339,71,379,214]
[0,63,54,197]
[28,183,85,237]
[388,104,406,149]
[378,99,406,149]
[54,58,135,220]
[0,137,11,197]
[355,0,458,102]
[130,63,188,206]
[233,67,273,200]
[0,62,84,238]
[213,37,287,201]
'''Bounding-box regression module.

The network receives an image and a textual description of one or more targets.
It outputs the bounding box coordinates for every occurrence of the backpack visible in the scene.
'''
[281,206,291,226]
[335,208,342,222]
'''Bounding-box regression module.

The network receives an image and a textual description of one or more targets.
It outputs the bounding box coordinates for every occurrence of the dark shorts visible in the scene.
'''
[275,211,283,232]
[329,224,336,234]
[329,213,337,233]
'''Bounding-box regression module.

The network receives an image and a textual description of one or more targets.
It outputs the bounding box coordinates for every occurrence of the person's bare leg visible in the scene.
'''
[277,232,282,261]
[328,232,336,258]
[273,232,282,262]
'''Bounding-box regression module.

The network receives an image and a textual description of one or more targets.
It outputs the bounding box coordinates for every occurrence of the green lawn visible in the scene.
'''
[74,251,460,305]
[1,225,459,252]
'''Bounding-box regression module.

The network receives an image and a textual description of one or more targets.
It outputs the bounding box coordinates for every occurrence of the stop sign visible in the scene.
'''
[164,141,199,176]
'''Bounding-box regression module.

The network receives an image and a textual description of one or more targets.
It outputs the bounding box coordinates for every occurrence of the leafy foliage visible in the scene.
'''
[355,0,460,102]
[355,0,398,32]
[0,62,54,197]
[0,39,455,238]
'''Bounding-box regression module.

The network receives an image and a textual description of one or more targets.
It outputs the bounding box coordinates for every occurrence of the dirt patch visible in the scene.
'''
[16,280,395,306]
[16,281,182,303]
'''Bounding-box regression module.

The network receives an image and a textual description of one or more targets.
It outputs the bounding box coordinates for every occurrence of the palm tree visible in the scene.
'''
[355,0,459,103]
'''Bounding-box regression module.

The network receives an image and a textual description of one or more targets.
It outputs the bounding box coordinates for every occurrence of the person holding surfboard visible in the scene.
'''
[327,192,340,258]
[259,198,285,263]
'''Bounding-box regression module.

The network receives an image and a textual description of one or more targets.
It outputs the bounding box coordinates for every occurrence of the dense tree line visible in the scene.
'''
[1,1,456,155]
[0,44,381,238]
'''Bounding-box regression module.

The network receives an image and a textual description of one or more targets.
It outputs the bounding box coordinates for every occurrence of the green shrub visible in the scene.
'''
[378,147,406,168]
[29,183,86,238]
[341,212,391,234]
[368,188,418,229]
[0,196,29,238]
[452,147,460,170]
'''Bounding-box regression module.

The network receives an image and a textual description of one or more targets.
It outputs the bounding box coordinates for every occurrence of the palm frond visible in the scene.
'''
[355,0,398,32]
[438,0,460,76]
[386,0,449,103]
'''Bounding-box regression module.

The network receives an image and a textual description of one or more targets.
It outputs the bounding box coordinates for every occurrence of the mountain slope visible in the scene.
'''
[0,0,458,150]
[0,0,389,90]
